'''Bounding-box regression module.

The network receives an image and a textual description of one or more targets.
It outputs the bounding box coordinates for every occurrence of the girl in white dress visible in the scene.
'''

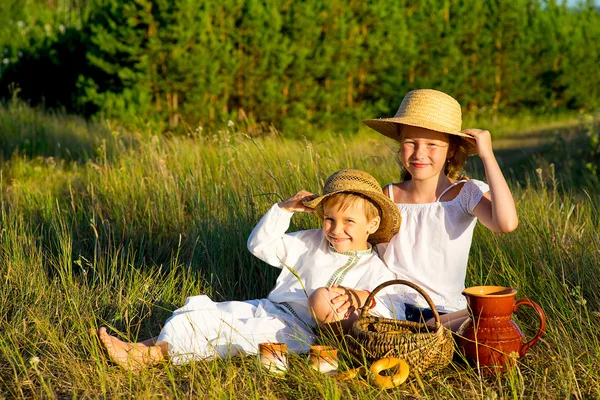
[363,89,519,331]
[93,169,404,371]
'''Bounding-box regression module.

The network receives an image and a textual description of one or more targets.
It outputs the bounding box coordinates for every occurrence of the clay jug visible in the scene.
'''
[457,286,546,371]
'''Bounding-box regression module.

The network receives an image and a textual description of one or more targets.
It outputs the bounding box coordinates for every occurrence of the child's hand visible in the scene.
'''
[461,128,494,160]
[278,190,317,213]
[464,128,518,233]
[329,286,364,318]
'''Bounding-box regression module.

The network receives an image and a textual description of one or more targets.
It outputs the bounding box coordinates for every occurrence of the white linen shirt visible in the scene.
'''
[247,204,404,327]
[378,179,489,312]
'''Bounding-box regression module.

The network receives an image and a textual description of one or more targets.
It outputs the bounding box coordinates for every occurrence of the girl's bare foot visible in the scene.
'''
[93,327,163,372]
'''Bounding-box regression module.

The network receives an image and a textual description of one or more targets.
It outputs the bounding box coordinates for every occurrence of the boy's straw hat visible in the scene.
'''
[362,89,476,154]
[303,169,401,244]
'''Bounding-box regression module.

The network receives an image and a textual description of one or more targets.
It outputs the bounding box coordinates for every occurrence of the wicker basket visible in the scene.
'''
[346,279,454,375]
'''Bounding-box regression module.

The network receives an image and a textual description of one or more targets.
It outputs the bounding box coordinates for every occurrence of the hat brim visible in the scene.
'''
[362,117,477,156]
[302,189,401,244]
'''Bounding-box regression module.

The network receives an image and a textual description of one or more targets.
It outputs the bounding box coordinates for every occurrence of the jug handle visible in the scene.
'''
[514,299,547,357]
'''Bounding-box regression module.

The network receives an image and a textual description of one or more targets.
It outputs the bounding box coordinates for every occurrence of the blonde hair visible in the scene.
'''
[396,125,469,181]
[322,193,380,221]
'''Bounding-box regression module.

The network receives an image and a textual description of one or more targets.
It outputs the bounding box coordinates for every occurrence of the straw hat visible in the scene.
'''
[362,89,476,154]
[303,169,401,244]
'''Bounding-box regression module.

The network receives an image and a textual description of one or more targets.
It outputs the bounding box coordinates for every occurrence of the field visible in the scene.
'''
[0,102,599,399]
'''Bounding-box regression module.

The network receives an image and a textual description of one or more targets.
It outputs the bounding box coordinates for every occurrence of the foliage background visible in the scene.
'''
[1,0,599,133]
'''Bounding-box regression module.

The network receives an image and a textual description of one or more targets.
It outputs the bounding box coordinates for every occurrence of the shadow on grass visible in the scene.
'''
[32,203,278,300]
[0,100,141,164]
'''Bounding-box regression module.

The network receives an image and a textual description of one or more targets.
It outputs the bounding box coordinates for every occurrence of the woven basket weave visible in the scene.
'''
[347,279,454,375]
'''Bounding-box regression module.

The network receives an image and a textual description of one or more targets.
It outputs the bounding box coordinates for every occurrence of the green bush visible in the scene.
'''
[1,0,599,133]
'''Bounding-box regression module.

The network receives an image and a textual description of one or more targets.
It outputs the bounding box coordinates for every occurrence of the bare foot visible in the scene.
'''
[92,327,159,372]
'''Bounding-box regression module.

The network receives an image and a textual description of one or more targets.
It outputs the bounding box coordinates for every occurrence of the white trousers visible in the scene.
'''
[156,295,316,364]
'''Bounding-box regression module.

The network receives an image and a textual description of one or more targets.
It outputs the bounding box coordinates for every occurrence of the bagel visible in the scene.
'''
[370,357,410,389]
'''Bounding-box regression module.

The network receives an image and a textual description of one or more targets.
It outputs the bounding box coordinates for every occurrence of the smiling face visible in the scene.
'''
[399,125,452,181]
[321,194,381,253]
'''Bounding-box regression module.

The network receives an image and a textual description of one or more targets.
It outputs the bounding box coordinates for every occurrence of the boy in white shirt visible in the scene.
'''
[93,169,404,372]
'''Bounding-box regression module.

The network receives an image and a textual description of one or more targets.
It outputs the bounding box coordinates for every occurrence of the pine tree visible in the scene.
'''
[560,2,600,110]
[3,0,600,130]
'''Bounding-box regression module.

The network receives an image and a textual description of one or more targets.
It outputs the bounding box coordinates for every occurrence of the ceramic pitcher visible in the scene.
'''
[457,286,546,371]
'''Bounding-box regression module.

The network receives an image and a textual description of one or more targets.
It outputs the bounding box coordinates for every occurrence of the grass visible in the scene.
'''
[0,103,599,398]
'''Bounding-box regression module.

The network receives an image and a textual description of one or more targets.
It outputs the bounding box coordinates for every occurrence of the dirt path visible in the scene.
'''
[468,119,594,179]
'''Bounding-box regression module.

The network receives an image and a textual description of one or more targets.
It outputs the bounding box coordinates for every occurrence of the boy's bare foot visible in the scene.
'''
[92,327,160,372]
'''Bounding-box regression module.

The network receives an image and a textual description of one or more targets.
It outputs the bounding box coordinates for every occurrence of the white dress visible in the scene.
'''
[157,204,403,364]
[378,179,489,312]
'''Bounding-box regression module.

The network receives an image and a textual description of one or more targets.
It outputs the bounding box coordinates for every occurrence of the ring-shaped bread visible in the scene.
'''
[369,357,410,389]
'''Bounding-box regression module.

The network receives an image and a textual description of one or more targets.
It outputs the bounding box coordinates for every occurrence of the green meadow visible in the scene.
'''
[0,101,599,399]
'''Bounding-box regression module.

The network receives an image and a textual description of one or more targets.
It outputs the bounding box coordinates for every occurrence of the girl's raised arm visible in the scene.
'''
[464,128,518,233]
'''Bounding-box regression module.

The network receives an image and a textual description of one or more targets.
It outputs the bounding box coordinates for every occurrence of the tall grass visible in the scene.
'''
[0,105,599,398]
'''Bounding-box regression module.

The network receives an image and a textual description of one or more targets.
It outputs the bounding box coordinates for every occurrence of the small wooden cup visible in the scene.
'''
[309,345,338,374]
[258,342,288,374]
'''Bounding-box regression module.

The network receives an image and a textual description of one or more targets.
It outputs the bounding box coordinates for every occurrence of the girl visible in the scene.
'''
[363,89,518,331]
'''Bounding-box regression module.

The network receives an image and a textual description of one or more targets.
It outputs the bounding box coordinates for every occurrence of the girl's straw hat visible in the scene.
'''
[303,169,401,244]
[362,89,476,154]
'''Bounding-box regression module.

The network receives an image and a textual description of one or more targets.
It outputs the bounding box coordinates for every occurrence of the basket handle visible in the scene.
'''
[360,279,442,330]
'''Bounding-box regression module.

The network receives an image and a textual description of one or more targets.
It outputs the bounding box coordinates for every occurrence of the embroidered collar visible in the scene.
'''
[328,243,373,257]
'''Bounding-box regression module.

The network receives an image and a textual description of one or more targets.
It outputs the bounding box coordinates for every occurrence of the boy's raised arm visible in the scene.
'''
[247,191,315,268]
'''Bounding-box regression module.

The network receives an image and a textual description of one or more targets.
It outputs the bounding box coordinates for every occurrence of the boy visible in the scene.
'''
[94,169,404,371]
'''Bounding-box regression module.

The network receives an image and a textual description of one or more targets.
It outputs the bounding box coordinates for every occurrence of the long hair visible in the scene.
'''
[396,126,470,181]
